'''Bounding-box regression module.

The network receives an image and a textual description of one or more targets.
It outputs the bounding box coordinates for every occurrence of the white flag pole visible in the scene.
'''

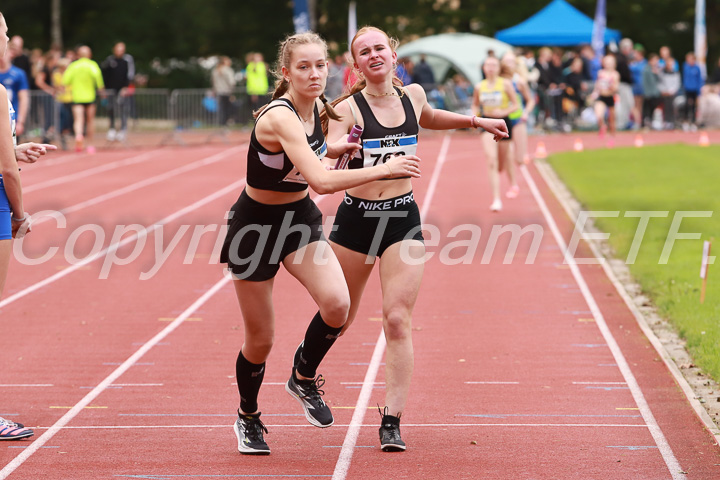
[348,2,357,50]
[700,239,712,304]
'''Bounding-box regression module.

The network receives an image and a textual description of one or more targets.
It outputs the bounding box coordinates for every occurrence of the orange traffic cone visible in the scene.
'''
[634,134,644,148]
[573,138,584,152]
[699,131,710,147]
[534,141,548,159]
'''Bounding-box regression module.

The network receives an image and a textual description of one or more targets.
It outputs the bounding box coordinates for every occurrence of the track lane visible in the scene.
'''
[3,133,719,479]
[2,145,246,302]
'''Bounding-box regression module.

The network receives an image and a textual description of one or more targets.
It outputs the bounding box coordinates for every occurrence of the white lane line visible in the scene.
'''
[32,152,84,168]
[465,381,520,385]
[0,276,232,480]
[111,384,164,387]
[534,161,720,446]
[0,384,54,387]
[339,382,384,385]
[0,178,246,311]
[31,422,648,430]
[32,145,245,227]
[572,382,627,385]
[24,149,165,193]
[521,166,684,480]
[0,190,331,476]
[332,133,452,480]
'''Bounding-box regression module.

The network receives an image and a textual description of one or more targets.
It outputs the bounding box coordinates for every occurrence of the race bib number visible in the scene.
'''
[283,140,327,184]
[361,135,417,168]
[480,90,503,108]
[8,99,16,146]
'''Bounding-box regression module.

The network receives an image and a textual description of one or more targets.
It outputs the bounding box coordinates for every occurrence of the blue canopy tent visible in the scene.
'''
[495,0,621,46]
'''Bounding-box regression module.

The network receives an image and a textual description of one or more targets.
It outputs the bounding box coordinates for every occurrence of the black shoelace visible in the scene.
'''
[244,416,268,439]
[300,375,327,404]
[381,423,402,442]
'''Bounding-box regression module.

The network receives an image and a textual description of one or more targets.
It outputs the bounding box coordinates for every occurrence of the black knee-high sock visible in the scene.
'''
[236,350,265,414]
[296,311,343,379]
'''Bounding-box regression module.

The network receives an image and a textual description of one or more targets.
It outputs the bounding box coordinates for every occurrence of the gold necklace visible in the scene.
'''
[364,88,404,98]
[288,93,313,122]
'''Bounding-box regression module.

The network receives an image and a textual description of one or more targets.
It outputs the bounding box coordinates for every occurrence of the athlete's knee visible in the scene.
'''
[383,308,412,340]
[244,331,274,357]
[319,293,350,328]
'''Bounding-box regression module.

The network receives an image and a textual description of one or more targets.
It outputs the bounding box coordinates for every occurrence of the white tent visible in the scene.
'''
[396,33,513,86]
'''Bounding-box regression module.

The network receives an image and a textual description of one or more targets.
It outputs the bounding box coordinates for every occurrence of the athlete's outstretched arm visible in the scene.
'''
[326,99,357,144]
[411,83,508,140]
[0,86,24,230]
[262,106,420,195]
[15,143,58,163]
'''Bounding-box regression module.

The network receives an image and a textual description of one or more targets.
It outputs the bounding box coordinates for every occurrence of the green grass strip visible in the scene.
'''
[549,144,720,381]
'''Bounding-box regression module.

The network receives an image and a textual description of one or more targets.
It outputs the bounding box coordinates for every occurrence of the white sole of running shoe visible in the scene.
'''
[381,443,407,452]
[0,432,33,440]
[233,420,270,455]
[285,381,334,428]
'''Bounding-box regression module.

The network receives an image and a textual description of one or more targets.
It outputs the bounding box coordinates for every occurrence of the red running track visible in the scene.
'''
[0,131,718,479]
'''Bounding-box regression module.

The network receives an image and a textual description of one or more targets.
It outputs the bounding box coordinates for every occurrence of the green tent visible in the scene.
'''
[396,33,513,86]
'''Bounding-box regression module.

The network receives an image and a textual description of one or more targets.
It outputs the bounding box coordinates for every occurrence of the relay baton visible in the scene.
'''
[334,124,363,170]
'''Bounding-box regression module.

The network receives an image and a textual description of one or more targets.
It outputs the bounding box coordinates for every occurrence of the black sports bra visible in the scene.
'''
[246,98,327,192]
[347,87,418,177]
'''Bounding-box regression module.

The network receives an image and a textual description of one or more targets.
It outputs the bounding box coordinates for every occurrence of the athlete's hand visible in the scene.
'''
[15,142,58,163]
[474,118,509,142]
[11,213,31,239]
[384,154,421,178]
[327,136,362,160]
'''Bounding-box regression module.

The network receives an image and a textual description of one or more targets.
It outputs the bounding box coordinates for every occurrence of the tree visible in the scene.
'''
[3,0,718,78]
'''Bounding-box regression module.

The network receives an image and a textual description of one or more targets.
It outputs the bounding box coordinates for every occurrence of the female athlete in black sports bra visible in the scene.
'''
[220,32,421,456]
[324,26,507,452]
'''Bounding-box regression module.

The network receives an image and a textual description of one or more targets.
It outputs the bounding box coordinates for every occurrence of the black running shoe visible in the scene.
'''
[378,406,406,452]
[233,412,270,455]
[285,370,334,427]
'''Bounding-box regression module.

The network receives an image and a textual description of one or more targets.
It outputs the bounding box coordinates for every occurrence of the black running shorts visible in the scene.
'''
[329,191,424,258]
[220,190,325,281]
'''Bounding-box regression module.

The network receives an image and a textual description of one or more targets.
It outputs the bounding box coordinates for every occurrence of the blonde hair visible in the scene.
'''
[254,32,341,121]
[320,26,403,135]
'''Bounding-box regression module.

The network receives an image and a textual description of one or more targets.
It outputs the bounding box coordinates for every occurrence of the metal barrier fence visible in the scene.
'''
[23,87,260,145]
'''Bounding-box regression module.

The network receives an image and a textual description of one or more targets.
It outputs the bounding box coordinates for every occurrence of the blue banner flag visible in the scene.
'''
[592,0,607,59]
[591,0,607,61]
[293,0,310,33]
[695,0,707,79]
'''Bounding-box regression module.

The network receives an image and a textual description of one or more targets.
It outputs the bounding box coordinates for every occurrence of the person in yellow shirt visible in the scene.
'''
[62,46,104,153]
[52,58,73,150]
[246,53,269,113]
[472,55,519,212]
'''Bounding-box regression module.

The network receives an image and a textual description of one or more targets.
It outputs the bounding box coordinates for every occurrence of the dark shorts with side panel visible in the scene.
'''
[482,117,513,141]
[598,95,615,108]
[220,190,325,281]
[329,191,424,258]
[0,178,10,240]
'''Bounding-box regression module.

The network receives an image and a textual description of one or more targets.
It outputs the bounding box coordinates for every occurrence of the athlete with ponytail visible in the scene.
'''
[319,26,508,451]
[220,32,421,455]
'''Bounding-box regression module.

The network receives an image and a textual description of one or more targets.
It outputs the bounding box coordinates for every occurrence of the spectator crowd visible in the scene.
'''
[2,32,719,151]
[0,36,135,151]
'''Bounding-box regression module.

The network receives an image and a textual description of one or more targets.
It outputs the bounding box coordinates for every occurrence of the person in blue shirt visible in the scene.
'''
[682,52,704,130]
[659,46,678,72]
[395,57,412,86]
[0,51,28,139]
[629,46,647,130]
